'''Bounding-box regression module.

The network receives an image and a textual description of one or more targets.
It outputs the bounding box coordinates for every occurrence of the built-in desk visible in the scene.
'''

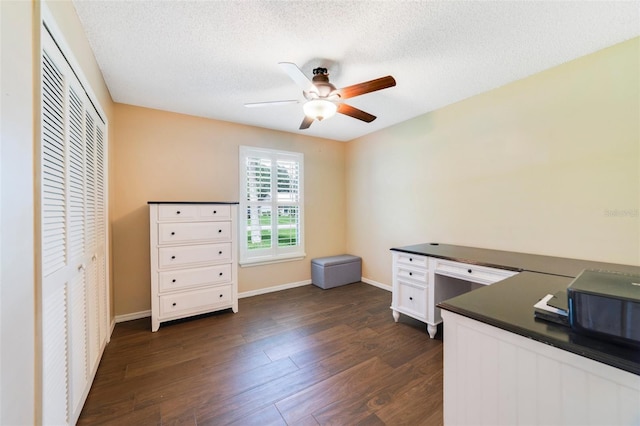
[390,248,519,338]
[390,243,640,425]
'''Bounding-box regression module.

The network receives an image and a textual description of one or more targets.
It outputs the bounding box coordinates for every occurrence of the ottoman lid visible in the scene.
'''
[312,254,361,267]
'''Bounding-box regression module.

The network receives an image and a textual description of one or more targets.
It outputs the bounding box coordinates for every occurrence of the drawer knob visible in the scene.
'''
[219,294,223,298]
[409,258,413,262]
[213,210,217,214]
[171,255,176,260]
[172,279,176,283]
[219,251,223,255]
[172,302,177,306]
[176,211,181,215]
[171,231,175,235]
[468,269,472,274]
[409,296,413,301]
[409,272,413,276]
[218,229,222,233]
[219,272,223,276]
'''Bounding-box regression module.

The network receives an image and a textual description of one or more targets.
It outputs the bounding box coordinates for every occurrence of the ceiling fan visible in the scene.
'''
[244,62,396,130]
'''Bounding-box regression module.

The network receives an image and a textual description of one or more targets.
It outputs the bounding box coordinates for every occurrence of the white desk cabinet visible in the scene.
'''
[442,310,640,425]
[391,252,517,338]
[149,202,238,331]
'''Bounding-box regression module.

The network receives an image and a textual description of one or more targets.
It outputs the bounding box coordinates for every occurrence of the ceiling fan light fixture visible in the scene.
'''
[303,99,337,121]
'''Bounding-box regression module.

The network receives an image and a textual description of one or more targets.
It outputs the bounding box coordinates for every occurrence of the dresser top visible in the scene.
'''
[147,201,239,205]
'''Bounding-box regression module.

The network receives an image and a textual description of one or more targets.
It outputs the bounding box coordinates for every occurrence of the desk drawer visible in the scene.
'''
[434,259,517,285]
[395,265,428,285]
[395,252,428,269]
[397,280,427,319]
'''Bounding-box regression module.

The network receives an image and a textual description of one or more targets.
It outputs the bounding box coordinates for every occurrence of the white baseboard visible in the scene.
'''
[108,318,116,341]
[115,310,151,323]
[114,279,389,323]
[239,279,312,298]
[362,277,392,292]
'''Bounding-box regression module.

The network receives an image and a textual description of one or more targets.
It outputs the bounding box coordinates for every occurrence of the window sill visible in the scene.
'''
[240,254,306,268]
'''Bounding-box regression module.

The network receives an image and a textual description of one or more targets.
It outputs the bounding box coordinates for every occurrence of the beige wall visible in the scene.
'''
[346,37,640,287]
[111,105,346,316]
[1,1,37,423]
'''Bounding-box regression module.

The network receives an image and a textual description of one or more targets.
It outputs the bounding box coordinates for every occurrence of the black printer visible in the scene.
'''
[567,269,640,347]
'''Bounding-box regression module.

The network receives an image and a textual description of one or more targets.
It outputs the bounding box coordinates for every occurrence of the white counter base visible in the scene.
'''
[442,310,640,425]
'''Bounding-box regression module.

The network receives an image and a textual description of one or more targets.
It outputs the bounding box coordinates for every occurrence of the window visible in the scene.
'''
[239,146,304,265]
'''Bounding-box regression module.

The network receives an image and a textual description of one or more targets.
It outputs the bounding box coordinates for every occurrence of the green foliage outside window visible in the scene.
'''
[246,212,297,249]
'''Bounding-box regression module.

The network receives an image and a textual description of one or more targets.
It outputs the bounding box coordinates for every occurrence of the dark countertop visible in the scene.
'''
[391,242,640,277]
[147,201,239,204]
[391,243,640,375]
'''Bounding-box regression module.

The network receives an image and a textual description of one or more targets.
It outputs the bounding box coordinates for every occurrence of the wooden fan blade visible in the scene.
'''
[244,100,299,108]
[299,116,314,130]
[278,62,314,92]
[339,76,396,99]
[337,103,376,123]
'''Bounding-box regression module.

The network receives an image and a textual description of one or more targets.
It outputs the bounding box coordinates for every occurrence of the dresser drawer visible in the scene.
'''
[198,204,231,220]
[395,252,428,269]
[158,264,232,293]
[159,285,232,318]
[158,242,232,268]
[397,280,427,319]
[434,259,517,285]
[158,204,198,221]
[395,265,428,285]
[158,221,231,244]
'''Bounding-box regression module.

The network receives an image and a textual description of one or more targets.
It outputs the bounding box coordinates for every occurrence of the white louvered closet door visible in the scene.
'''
[41,23,108,426]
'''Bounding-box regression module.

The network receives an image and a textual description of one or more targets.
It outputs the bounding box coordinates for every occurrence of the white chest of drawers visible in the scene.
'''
[149,202,238,332]
[391,251,517,338]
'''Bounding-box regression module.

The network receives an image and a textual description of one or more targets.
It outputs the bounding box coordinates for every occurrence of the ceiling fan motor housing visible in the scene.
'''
[307,68,338,99]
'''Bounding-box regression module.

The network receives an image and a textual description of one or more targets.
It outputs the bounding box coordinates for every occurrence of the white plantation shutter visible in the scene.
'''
[276,159,300,248]
[239,146,304,264]
[41,21,109,426]
[246,156,272,249]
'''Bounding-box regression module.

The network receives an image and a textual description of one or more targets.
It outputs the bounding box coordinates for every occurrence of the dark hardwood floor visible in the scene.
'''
[78,282,443,425]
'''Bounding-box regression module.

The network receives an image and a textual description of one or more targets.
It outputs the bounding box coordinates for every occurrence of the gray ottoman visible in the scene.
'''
[311,254,362,289]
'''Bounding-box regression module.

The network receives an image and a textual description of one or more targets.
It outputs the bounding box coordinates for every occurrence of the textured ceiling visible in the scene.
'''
[72,0,640,142]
